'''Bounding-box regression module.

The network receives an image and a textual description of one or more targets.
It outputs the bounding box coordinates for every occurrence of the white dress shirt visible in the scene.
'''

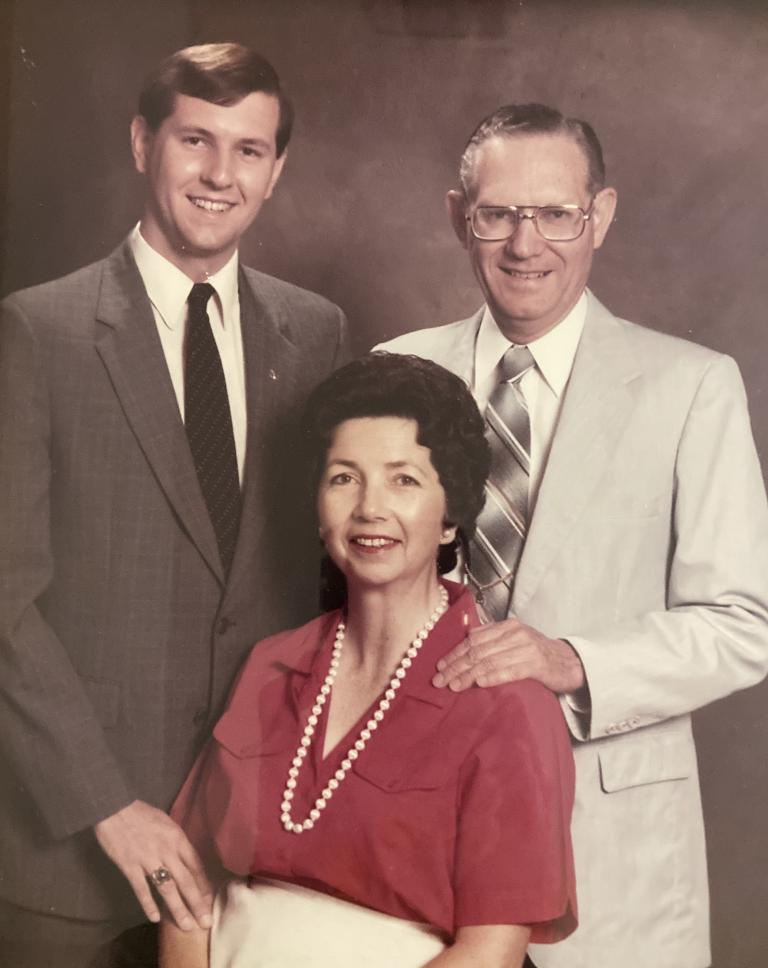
[473,292,587,514]
[129,225,247,482]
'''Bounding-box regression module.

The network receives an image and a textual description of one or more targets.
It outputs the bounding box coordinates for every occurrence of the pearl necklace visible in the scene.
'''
[280,585,450,834]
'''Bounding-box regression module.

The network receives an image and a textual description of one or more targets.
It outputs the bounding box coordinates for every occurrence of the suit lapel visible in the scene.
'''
[94,242,224,584]
[226,269,299,593]
[512,295,643,613]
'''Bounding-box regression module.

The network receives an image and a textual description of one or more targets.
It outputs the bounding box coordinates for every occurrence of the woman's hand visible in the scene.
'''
[423,924,531,967]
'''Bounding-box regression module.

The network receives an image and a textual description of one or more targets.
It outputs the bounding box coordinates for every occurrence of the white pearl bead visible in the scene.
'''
[360,729,371,741]
[395,668,406,679]
[283,790,294,801]
[307,715,318,727]
[373,710,384,721]
[379,700,390,711]
[281,812,291,823]
[303,819,314,830]
[286,778,297,789]
[335,768,346,781]
[348,749,358,760]
[341,759,352,770]
[310,808,320,820]
[366,719,378,731]
[385,688,396,700]
[401,657,412,668]
[292,823,303,834]
[328,778,339,790]
[315,798,327,810]
[300,736,311,748]
[354,739,365,751]
[322,788,333,800]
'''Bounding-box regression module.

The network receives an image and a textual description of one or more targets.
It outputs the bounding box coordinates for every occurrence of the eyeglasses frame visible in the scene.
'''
[466,201,596,243]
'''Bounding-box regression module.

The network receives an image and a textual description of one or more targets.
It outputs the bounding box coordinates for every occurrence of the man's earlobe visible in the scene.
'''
[446,190,470,249]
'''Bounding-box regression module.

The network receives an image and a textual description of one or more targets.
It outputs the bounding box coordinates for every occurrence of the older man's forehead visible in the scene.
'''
[467,132,591,199]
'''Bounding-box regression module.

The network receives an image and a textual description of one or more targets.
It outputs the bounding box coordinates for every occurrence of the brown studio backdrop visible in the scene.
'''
[2,1,767,965]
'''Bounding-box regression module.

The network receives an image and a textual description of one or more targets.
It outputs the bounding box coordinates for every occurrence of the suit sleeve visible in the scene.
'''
[0,299,135,839]
[563,353,768,740]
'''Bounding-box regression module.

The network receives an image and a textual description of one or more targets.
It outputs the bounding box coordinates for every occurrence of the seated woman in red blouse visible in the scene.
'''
[162,353,576,968]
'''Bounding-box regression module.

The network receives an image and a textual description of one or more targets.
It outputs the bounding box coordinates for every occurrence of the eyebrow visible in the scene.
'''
[326,458,423,471]
[177,125,272,151]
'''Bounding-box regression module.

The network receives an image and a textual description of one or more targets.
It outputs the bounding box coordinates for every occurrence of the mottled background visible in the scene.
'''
[2,1,767,964]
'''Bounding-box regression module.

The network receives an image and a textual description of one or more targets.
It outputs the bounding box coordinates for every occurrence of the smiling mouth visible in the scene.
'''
[500,268,551,280]
[351,536,398,550]
[188,196,236,213]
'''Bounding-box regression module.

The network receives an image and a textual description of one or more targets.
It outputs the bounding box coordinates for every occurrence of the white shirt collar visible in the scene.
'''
[475,290,587,397]
[129,224,239,331]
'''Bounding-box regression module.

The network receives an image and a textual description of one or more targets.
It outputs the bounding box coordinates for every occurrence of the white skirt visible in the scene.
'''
[211,876,447,968]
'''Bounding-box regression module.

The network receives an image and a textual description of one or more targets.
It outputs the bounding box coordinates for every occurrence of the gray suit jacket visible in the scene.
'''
[0,241,348,922]
[378,292,768,968]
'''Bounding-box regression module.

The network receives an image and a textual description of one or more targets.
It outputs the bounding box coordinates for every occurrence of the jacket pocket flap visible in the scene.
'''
[599,735,693,793]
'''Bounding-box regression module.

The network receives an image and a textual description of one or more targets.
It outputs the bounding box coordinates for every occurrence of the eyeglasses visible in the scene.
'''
[467,203,594,242]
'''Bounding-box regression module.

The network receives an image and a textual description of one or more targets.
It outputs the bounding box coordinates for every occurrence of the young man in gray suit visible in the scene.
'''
[0,43,348,966]
[378,104,768,968]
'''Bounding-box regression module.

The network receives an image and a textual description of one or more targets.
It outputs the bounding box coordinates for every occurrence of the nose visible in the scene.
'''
[504,213,546,260]
[355,480,387,521]
[200,146,233,189]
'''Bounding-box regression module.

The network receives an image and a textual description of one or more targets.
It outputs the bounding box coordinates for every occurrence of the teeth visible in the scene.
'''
[354,537,393,547]
[504,269,548,279]
[190,198,233,212]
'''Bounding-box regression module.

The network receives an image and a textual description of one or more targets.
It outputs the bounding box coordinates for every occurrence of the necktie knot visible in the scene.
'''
[497,345,535,385]
[188,282,215,311]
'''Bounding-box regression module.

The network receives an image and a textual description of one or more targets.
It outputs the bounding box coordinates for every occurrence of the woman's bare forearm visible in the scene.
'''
[158,919,210,968]
[423,924,531,968]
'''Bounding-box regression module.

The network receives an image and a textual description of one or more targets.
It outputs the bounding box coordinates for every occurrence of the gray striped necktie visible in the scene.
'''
[469,345,535,620]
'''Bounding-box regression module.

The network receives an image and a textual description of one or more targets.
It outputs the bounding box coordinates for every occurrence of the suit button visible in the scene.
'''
[192,709,208,727]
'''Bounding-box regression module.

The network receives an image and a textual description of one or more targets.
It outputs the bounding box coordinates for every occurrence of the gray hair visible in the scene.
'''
[459,103,605,197]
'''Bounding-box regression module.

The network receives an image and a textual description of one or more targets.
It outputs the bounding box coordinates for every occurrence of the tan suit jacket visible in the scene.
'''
[0,240,348,923]
[377,292,768,968]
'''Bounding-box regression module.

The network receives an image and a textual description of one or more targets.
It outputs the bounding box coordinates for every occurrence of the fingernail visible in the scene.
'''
[201,914,212,929]
[436,658,446,671]
[149,912,160,924]
[449,679,462,692]
[432,673,446,688]
[181,918,193,931]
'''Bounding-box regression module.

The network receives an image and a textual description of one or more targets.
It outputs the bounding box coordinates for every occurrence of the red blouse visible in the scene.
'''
[172,581,576,942]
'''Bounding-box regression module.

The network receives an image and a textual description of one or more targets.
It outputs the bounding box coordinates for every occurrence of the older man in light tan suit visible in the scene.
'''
[377,104,768,968]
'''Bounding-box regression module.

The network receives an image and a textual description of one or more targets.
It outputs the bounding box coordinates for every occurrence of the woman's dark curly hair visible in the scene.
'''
[302,352,490,607]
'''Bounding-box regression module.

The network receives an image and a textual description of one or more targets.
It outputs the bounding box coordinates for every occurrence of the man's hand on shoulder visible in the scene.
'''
[94,800,213,931]
[432,616,585,694]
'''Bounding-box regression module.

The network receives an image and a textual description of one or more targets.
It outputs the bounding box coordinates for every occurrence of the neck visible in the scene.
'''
[343,575,444,679]
[138,218,234,282]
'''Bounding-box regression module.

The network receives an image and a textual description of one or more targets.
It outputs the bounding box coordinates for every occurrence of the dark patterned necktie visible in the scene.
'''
[468,345,535,620]
[184,282,241,576]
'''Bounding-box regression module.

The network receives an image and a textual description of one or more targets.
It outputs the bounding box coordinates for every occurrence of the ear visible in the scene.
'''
[590,186,617,250]
[264,149,288,201]
[130,115,152,175]
[446,190,470,249]
[440,522,458,545]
